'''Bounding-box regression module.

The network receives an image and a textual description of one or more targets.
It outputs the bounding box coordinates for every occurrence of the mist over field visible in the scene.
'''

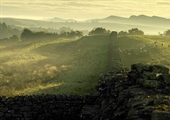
[1,20,170,96]
[1,0,170,96]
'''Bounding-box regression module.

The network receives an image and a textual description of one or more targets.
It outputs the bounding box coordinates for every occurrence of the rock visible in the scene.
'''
[0,107,8,112]
[5,113,11,117]
[143,72,157,80]
[0,112,4,117]
[152,110,170,120]
[131,63,151,73]
[142,80,162,88]
[23,112,32,117]
[20,106,31,112]
[81,105,100,120]
[151,65,169,74]
[163,74,170,85]
[12,113,23,118]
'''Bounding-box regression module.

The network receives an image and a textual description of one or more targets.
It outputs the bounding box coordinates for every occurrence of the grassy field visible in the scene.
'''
[0,35,110,96]
[118,35,170,69]
[1,34,170,97]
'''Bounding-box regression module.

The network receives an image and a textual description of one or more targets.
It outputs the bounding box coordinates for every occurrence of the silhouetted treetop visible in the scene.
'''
[164,29,170,36]
[128,28,144,35]
[89,27,110,35]
[20,28,83,41]
[0,22,21,39]
[118,31,128,36]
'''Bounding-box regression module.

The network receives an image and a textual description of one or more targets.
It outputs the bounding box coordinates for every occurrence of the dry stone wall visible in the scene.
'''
[1,32,170,120]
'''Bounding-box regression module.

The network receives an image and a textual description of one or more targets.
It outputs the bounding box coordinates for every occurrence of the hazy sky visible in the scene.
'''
[1,0,170,20]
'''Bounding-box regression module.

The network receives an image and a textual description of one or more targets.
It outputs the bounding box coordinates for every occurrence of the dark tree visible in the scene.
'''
[164,29,170,36]
[20,28,33,41]
[71,31,83,38]
[89,27,109,35]
[2,22,8,30]
[59,30,83,38]
[118,31,128,36]
[10,35,20,41]
[128,28,144,35]
[110,31,117,40]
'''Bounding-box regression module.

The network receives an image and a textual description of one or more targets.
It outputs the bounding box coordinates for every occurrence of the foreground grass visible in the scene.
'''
[0,35,110,96]
[118,35,170,69]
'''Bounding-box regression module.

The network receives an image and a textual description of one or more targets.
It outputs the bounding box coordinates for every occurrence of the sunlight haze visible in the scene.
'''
[1,0,170,20]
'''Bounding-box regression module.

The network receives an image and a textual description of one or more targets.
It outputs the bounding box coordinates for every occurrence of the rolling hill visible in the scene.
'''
[118,35,170,68]
[0,33,170,96]
[1,15,170,35]
[0,34,111,96]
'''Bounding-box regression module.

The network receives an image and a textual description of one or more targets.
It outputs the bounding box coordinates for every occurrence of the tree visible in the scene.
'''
[2,22,8,30]
[164,29,170,36]
[118,31,128,36]
[10,35,20,41]
[89,27,109,35]
[128,28,144,35]
[20,28,33,41]
[72,30,83,38]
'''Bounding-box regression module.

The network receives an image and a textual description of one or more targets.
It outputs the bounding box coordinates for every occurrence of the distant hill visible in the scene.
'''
[98,15,129,23]
[0,22,21,39]
[0,15,170,34]
[98,15,170,27]
[129,15,170,27]
[47,17,77,22]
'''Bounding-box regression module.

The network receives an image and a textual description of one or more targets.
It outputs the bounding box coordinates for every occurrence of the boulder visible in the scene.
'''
[152,110,170,120]
[81,105,100,120]
[163,74,170,85]
[151,65,169,74]
[142,80,162,88]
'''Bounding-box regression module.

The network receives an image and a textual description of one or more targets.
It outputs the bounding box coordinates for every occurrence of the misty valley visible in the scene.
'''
[0,15,170,97]
[2,0,170,119]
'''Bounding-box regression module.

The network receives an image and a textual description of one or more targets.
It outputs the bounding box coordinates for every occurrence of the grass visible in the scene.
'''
[1,34,170,97]
[118,35,170,69]
[0,35,111,96]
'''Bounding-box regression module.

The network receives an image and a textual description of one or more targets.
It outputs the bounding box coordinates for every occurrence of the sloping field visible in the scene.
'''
[0,35,110,96]
[118,35,170,69]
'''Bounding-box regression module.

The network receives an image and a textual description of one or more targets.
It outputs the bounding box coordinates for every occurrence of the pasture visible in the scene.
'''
[118,35,170,69]
[1,34,170,97]
[0,35,110,96]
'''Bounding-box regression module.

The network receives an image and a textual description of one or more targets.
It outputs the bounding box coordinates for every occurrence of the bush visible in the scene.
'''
[118,31,128,36]
[164,29,170,36]
[89,27,110,35]
[128,28,144,35]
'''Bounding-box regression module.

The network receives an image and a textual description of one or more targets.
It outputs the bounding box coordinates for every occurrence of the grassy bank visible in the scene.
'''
[0,35,110,96]
[118,35,170,69]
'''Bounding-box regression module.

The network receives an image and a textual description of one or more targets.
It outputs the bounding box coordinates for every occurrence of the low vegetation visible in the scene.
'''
[118,35,170,69]
[0,34,110,96]
[1,25,170,97]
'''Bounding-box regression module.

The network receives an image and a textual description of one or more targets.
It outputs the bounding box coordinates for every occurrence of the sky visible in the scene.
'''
[0,0,170,20]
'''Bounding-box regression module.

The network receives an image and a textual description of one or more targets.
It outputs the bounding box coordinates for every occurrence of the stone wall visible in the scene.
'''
[0,32,118,120]
[1,64,170,120]
[0,94,84,120]
[95,63,170,120]
[1,31,170,120]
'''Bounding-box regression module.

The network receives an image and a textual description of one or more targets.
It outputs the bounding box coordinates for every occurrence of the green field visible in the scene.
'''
[1,34,170,97]
[0,35,111,96]
[118,35,170,69]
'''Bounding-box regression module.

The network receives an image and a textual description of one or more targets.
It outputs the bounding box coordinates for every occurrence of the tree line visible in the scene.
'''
[1,21,170,43]
[164,29,170,36]
[20,28,83,41]
[0,22,21,39]
[88,27,145,36]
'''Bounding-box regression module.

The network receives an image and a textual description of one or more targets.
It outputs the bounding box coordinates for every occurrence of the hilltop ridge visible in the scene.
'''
[1,14,170,35]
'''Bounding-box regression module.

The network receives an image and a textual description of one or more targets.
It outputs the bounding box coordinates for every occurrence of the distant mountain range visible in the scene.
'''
[0,15,170,35]
[46,17,77,22]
